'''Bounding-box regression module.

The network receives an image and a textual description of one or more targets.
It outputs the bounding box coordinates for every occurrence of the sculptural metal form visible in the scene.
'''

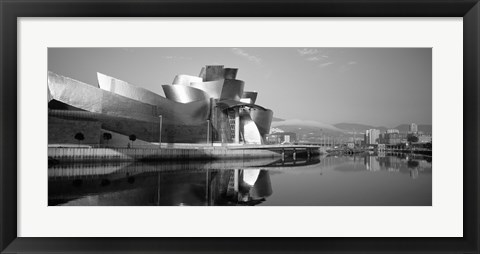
[162,85,210,104]
[48,65,273,145]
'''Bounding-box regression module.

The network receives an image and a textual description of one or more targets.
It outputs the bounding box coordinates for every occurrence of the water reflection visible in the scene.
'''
[48,153,431,206]
[362,153,431,179]
[49,156,312,206]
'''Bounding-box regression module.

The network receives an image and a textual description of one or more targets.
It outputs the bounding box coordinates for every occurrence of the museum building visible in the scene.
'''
[47,65,273,146]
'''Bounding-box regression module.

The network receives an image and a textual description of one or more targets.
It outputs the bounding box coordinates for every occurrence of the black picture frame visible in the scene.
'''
[1,0,479,253]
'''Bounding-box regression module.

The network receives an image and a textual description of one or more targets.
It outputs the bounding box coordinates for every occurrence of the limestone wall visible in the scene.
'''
[48,147,281,163]
[48,117,102,145]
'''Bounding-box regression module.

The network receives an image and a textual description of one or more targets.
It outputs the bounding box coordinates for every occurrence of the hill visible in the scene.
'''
[334,122,432,134]
[394,124,432,133]
[334,123,387,133]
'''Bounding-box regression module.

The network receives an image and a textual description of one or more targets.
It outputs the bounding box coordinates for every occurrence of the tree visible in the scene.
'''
[407,135,419,143]
[102,132,112,146]
[129,134,137,148]
[74,132,85,145]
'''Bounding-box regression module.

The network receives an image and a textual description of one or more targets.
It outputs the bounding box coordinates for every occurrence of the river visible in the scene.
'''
[48,153,432,206]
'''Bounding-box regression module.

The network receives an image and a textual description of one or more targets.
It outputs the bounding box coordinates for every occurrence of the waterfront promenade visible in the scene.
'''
[48,143,322,164]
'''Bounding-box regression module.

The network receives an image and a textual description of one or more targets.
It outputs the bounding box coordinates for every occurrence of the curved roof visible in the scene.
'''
[49,71,158,123]
[172,74,202,86]
[162,85,210,103]
[49,72,210,126]
[97,72,164,107]
[189,79,245,101]
[190,80,224,98]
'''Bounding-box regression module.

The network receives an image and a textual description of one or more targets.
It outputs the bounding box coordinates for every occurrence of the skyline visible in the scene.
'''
[48,47,432,128]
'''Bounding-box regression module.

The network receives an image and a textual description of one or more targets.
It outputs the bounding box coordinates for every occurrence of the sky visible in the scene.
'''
[48,48,432,127]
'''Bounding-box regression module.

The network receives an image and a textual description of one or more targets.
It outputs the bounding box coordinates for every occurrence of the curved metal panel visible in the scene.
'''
[220,79,244,101]
[96,72,210,124]
[48,71,159,123]
[97,72,165,107]
[205,65,224,81]
[240,110,262,144]
[216,99,266,111]
[249,108,273,137]
[223,68,238,80]
[49,72,210,127]
[177,100,210,124]
[162,85,210,103]
[172,74,202,86]
[241,91,258,104]
[190,80,225,99]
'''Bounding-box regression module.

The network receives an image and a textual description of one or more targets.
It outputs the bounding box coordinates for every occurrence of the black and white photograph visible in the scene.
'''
[47,47,432,206]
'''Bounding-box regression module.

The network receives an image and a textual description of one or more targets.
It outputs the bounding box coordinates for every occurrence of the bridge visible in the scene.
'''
[227,144,323,160]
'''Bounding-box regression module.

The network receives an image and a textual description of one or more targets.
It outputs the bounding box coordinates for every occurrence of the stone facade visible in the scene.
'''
[48,116,102,145]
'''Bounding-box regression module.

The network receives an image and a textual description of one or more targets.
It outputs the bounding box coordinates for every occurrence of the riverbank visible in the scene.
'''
[48,144,321,164]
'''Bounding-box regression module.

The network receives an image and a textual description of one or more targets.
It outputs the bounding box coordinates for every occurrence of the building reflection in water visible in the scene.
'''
[49,154,431,206]
[362,153,431,179]
[48,156,320,206]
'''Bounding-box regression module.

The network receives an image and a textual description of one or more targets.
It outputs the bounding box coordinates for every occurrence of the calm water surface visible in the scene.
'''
[48,154,432,206]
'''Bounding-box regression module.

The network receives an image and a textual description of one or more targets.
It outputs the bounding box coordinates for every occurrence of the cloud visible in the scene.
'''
[319,62,333,68]
[306,56,321,61]
[297,48,332,66]
[297,48,358,71]
[297,48,319,56]
[231,48,262,65]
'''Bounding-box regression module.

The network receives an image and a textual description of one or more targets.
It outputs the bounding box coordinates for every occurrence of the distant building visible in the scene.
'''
[269,127,284,134]
[409,123,418,133]
[418,134,432,143]
[380,132,402,145]
[354,138,363,146]
[387,129,399,134]
[398,133,408,143]
[266,132,297,144]
[365,129,380,145]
